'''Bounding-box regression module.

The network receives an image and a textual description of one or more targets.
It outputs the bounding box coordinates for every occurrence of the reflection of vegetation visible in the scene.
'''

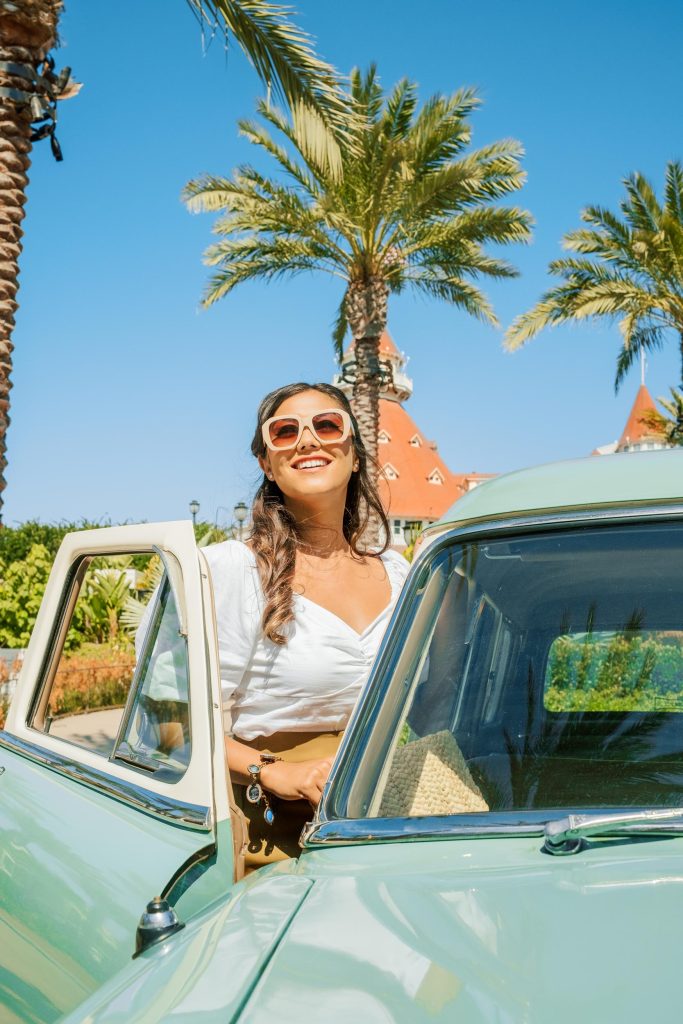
[545,629,683,712]
[48,643,136,719]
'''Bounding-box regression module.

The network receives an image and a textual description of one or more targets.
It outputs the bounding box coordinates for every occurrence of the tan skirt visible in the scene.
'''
[233,730,343,872]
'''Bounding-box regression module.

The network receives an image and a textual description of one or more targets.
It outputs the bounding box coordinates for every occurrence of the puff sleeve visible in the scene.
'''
[202,540,263,730]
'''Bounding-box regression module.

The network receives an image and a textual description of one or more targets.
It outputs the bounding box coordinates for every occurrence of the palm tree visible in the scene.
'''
[640,387,683,446]
[0,1,343,524]
[184,66,531,535]
[0,1,65,522]
[505,161,683,390]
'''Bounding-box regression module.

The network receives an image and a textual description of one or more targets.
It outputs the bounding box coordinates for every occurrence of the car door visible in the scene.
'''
[0,522,232,1024]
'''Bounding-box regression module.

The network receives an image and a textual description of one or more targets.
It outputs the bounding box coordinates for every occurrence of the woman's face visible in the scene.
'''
[259,389,357,504]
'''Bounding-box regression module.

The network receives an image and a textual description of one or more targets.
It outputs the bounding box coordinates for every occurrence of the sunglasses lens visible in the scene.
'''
[312,412,346,441]
[268,417,300,448]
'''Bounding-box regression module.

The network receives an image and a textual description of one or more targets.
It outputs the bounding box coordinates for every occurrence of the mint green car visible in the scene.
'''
[3,448,683,1023]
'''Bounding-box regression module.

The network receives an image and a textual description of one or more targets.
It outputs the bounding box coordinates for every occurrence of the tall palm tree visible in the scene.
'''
[0,1,343,524]
[0,0,64,522]
[184,66,531,536]
[505,161,683,390]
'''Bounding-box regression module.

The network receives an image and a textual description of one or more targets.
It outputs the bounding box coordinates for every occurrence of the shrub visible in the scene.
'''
[48,644,136,718]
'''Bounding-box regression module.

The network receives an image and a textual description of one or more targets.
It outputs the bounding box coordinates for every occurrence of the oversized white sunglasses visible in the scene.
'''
[262,409,353,451]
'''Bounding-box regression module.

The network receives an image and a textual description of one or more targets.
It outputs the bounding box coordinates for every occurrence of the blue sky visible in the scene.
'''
[7,0,683,527]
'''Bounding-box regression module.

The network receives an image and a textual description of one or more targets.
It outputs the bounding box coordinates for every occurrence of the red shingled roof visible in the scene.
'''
[377,398,493,519]
[344,330,401,359]
[617,384,660,450]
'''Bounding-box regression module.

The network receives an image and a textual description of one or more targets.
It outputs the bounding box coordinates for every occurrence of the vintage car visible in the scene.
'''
[2,447,683,1023]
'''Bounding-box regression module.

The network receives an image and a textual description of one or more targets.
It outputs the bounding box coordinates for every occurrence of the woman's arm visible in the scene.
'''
[225,735,332,808]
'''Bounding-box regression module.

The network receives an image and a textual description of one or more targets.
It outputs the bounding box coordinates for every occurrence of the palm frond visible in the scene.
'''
[332,294,349,360]
[614,326,663,390]
[665,161,683,222]
[186,0,347,149]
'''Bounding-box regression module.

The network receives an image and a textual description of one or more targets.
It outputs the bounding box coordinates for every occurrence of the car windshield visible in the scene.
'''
[349,519,683,821]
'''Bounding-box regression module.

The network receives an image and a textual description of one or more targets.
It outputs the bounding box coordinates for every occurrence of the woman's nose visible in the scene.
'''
[297,427,320,449]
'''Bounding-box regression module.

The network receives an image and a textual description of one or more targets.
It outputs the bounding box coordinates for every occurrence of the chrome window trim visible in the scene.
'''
[302,814,546,847]
[314,503,683,843]
[0,730,211,831]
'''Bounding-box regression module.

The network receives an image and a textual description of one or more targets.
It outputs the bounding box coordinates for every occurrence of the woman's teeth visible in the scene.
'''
[295,459,328,470]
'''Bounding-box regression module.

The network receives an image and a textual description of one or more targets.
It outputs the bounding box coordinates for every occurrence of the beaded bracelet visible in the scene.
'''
[246,753,283,825]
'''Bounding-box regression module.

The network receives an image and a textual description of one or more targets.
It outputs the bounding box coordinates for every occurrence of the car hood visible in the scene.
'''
[239,835,683,1023]
[62,834,683,1023]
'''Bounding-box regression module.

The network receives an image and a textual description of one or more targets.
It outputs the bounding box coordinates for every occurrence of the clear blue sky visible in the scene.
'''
[7,0,683,527]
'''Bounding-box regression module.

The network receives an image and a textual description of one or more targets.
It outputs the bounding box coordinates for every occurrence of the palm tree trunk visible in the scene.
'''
[345,276,389,549]
[0,48,35,519]
[0,0,62,522]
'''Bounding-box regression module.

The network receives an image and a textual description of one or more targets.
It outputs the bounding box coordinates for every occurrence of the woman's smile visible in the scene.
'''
[291,457,332,472]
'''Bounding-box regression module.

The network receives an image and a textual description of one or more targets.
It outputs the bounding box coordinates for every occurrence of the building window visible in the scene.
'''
[383,463,399,480]
[427,468,444,485]
[378,430,391,444]
[393,519,402,536]
[409,434,422,447]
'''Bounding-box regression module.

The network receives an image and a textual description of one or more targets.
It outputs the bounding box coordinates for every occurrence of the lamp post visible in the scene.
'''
[403,521,421,548]
[189,499,200,527]
[233,500,249,543]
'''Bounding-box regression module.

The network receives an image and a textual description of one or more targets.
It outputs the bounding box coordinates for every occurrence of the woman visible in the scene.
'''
[203,382,409,870]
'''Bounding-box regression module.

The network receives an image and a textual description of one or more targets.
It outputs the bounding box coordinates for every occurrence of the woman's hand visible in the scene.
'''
[259,757,333,808]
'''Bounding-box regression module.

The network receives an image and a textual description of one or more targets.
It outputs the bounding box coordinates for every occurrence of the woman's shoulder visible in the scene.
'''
[202,539,263,614]
[379,547,411,582]
[202,538,258,575]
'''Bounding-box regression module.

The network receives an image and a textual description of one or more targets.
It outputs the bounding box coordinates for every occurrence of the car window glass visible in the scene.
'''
[113,577,190,779]
[356,522,683,820]
[29,552,190,779]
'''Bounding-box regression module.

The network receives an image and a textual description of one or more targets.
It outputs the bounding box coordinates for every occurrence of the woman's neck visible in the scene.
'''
[285,497,348,557]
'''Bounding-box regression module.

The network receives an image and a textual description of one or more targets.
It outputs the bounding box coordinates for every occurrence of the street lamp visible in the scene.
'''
[233,500,249,542]
[403,521,420,547]
[189,499,200,527]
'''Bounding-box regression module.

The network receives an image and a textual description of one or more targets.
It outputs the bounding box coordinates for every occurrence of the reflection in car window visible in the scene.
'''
[361,521,683,819]
[114,578,190,778]
[30,553,191,780]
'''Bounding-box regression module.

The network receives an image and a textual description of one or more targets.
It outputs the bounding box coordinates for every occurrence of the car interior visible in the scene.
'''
[389,520,683,815]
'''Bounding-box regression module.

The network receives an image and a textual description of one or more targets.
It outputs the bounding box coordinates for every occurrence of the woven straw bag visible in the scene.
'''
[379,729,489,817]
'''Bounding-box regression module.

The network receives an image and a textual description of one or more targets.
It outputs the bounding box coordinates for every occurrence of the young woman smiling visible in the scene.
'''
[203,382,409,870]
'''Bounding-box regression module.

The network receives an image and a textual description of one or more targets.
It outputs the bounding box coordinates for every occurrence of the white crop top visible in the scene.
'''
[202,540,410,741]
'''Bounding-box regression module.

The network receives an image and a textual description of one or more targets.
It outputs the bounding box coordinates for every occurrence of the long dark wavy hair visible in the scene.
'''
[249,382,389,645]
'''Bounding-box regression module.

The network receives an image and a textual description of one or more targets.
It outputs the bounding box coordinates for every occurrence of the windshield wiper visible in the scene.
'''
[543,808,683,856]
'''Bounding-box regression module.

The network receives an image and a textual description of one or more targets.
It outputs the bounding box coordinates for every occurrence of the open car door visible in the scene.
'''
[0,522,234,1024]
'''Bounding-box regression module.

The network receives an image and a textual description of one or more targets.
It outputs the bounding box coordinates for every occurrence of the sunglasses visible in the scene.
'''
[262,408,353,451]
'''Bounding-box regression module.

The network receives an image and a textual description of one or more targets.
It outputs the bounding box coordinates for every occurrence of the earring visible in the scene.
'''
[353,462,359,472]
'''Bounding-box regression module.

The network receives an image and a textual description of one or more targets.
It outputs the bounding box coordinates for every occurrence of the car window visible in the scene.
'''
[353,521,683,820]
[28,552,191,779]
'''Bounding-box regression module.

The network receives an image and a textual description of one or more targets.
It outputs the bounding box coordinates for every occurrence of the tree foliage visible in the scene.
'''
[639,387,683,446]
[505,161,683,390]
[0,544,53,648]
[185,65,531,346]
[185,0,346,167]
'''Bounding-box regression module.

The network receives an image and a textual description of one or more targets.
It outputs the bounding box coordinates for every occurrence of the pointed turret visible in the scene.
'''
[334,330,413,402]
[332,328,493,547]
[617,384,664,452]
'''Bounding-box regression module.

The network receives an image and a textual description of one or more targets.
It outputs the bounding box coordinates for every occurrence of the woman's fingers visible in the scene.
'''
[259,756,335,805]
